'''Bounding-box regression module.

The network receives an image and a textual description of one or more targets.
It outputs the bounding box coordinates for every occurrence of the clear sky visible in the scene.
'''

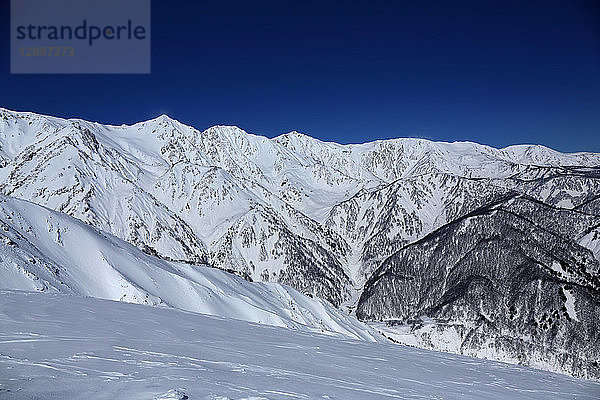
[1,0,599,152]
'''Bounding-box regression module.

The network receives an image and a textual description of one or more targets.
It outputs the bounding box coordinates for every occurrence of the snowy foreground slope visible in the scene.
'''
[1,291,599,400]
[0,194,378,341]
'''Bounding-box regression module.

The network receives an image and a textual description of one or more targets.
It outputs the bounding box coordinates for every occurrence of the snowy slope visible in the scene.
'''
[1,290,599,400]
[0,194,379,341]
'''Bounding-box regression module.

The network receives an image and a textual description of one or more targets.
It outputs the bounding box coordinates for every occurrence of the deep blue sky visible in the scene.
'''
[1,0,599,152]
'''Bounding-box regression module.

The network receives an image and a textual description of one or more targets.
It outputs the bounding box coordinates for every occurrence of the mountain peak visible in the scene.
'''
[141,114,182,126]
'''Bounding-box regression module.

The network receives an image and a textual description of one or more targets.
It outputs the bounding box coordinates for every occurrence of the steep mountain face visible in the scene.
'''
[356,194,600,379]
[0,110,353,306]
[0,114,209,265]
[325,174,515,283]
[1,108,599,377]
[327,169,600,287]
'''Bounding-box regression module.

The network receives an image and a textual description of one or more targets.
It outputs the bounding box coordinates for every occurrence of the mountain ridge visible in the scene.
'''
[3,106,600,157]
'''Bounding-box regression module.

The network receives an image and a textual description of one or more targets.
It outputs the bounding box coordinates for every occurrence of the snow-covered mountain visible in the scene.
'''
[0,108,599,378]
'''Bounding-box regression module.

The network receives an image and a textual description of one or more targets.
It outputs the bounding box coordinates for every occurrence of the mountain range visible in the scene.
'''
[0,108,598,379]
